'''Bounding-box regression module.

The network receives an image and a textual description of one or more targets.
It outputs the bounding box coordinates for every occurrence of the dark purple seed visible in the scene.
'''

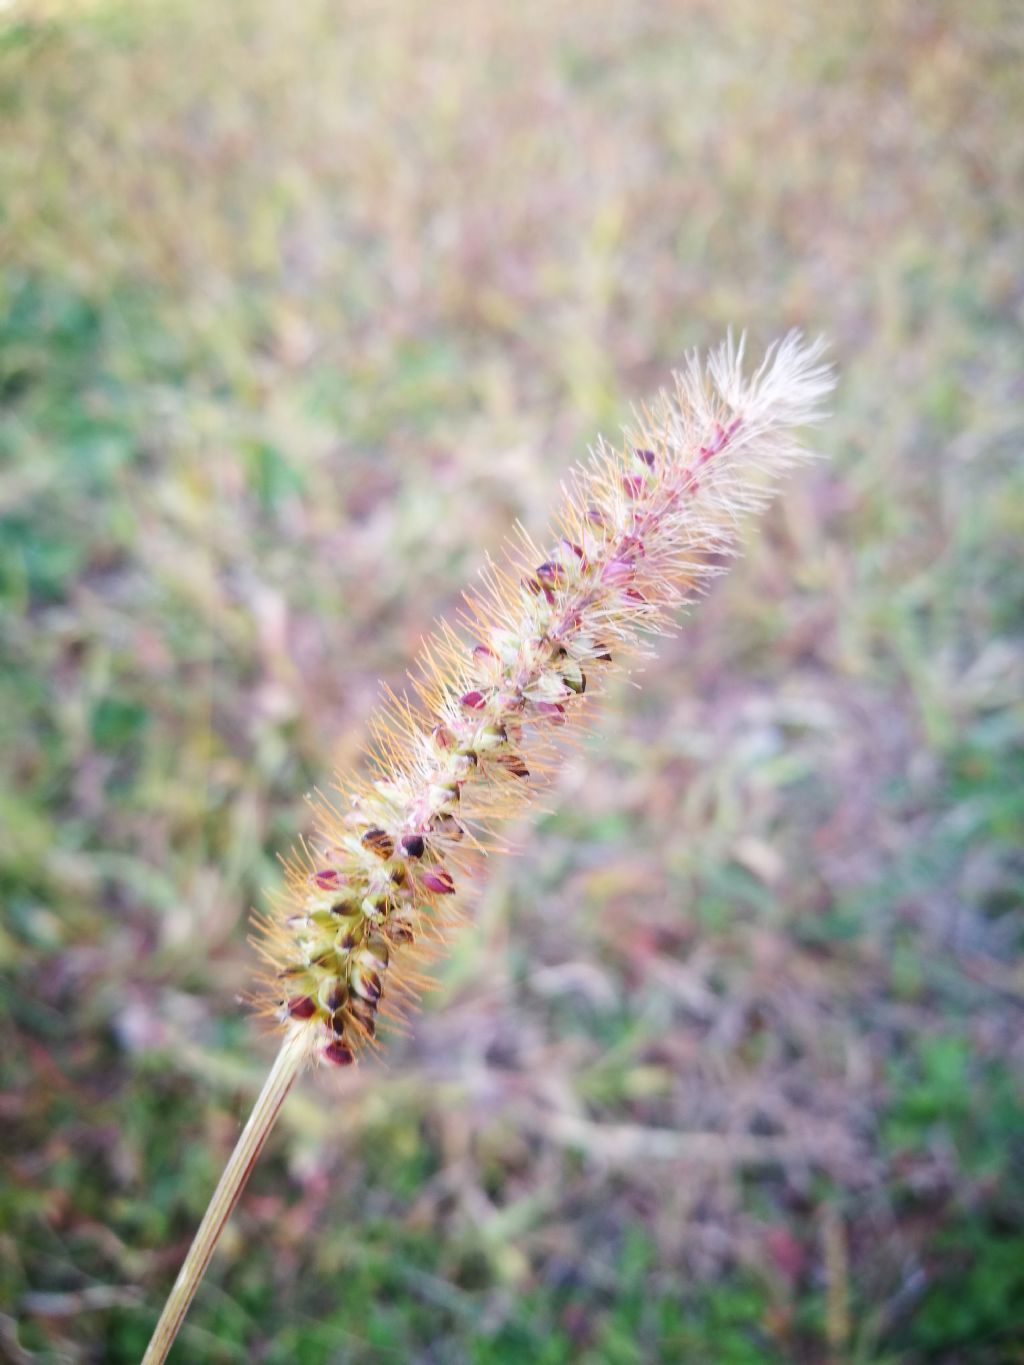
[635,447,656,467]
[351,966,382,1003]
[421,869,456,896]
[323,980,348,1012]
[287,996,317,1019]
[400,833,425,859]
[323,1040,354,1067]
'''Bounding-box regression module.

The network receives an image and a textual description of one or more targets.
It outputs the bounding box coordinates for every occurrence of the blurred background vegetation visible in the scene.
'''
[1,0,1022,1360]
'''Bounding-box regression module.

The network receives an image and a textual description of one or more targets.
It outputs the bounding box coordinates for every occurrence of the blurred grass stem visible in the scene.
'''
[141,1027,313,1365]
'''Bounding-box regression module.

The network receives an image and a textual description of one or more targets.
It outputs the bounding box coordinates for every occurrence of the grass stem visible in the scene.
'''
[141,1028,313,1365]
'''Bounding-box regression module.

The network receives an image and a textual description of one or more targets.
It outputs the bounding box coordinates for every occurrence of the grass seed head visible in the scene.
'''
[254,333,834,1066]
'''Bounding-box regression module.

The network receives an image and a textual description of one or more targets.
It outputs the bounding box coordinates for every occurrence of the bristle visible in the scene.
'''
[253,336,834,1065]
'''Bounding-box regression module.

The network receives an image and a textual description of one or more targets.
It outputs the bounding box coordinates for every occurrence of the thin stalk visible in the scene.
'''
[141,1027,313,1365]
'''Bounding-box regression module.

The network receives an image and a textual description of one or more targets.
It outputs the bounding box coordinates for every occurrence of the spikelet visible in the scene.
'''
[253,332,834,1066]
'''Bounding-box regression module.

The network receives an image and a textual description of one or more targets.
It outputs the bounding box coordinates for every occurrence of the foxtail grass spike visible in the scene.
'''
[143,332,834,1362]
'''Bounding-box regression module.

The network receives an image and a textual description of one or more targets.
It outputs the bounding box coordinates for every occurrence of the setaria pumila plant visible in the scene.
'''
[143,332,834,1363]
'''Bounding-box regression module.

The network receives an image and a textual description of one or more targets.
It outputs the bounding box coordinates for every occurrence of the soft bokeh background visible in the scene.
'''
[2,1,1022,1361]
